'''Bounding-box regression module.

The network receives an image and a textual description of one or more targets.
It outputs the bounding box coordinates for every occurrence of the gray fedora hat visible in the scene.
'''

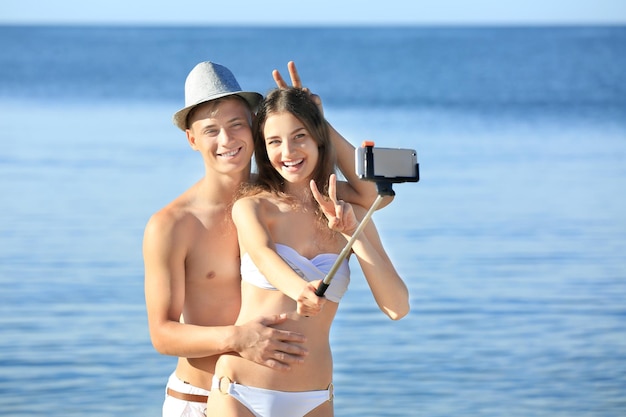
[172,61,263,131]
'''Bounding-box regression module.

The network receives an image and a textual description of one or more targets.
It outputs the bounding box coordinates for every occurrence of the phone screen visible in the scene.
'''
[356,146,419,182]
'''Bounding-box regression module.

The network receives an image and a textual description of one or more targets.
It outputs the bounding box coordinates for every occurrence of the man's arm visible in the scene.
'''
[142,210,307,370]
[272,61,394,209]
[327,121,395,209]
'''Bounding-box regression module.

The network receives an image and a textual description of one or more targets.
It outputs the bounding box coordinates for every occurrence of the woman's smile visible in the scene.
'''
[281,158,304,172]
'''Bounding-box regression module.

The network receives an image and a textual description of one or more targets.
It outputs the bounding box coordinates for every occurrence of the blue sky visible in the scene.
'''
[1,0,625,25]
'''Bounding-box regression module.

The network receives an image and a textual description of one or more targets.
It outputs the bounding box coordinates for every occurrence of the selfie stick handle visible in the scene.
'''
[315,182,393,297]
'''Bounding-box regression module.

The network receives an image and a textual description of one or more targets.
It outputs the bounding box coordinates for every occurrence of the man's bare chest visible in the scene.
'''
[182,210,240,279]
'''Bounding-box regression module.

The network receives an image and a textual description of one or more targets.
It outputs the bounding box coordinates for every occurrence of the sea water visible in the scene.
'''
[0,25,625,416]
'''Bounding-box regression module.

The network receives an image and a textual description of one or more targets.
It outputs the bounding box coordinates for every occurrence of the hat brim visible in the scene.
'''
[172,91,263,131]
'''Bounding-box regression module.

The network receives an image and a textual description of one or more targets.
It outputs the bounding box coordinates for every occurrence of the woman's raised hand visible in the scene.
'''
[310,174,359,236]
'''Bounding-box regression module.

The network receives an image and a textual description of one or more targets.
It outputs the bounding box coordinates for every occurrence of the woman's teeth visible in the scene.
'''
[283,159,303,167]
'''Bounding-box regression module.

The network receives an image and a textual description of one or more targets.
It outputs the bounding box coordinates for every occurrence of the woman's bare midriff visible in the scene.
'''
[215,282,338,391]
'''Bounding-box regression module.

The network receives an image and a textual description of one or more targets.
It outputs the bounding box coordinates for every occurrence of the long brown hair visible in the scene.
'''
[251,87,336,198]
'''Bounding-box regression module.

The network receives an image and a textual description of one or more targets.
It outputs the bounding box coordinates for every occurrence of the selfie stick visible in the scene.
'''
[314,187,390,296]
[315,141,417,297]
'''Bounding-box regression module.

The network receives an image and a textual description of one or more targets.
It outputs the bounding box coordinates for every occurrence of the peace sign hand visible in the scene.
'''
[310,174,359,236]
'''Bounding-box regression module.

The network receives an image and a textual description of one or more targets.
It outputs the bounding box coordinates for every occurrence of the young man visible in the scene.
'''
[143,61,381,417]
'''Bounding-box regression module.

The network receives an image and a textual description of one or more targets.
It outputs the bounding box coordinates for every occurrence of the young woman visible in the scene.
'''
[205,87,410,417]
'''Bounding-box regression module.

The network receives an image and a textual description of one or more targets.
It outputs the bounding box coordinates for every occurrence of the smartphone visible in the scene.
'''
[356,142,419,183]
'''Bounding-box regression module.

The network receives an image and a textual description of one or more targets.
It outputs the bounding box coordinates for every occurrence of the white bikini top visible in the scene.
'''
[241,243,350,303]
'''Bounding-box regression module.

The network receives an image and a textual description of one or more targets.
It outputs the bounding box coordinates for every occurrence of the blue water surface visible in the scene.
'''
[0,25,625,416]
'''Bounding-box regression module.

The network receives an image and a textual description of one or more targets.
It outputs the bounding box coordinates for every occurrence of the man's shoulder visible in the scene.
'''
[143,209,183,249]
[147,203,185,228]
[144,192,200,238]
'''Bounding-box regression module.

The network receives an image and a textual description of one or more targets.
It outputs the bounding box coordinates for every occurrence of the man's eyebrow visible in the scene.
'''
[199,121,218,130]
[228,115,248,124]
